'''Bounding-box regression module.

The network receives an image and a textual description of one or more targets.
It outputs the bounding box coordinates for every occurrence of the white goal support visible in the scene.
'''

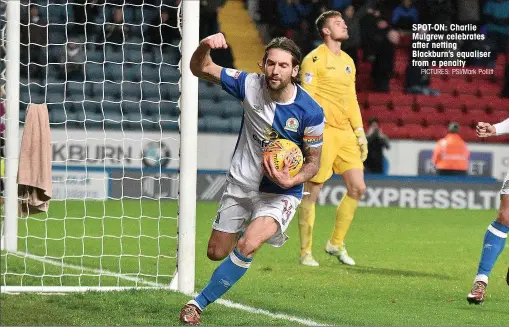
[0,0,198,294]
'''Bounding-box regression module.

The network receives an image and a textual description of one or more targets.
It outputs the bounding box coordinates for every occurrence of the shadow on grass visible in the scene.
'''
[344,265,455,280]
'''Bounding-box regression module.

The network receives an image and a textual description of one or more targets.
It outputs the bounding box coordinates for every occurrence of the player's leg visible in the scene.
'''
[326,132,366,265]
[297,126,336,266]
[180,183,249,324]
[467,193,509,304]
[298,181,323,266]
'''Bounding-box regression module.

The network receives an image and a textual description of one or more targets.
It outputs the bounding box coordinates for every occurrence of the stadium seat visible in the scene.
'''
[141,82,161,100]
[102,101,123,116]
[162,83,180,100]
[461,95,486,111]
[125,64,141,82]
[141,63,159,83]
[229,117,243,132]
[121,82,142,101]
[103,82,122,98]
[384,122,409,139]
[459,127,478,142]
[438,94,463,110]
[159,114,180,131]
[104,47,124,64]
[199,99,223,118]
[198,117,207,132]
[160,64,180,83]
[221,100,244,118]
[47,91,66,103]
[456,83,480,96]
[415,95,441,109]
[160,100,179,116]
[86,50,104,63]
[391,93,414,107]
[399,110,423,125]
[105,63,123,80]
[141,101,161,116]
[82,100,102,114]
[485,96,509,111]
[478,84,500,97]
[367,93,392,107]
[426,124,448,139]
[205,116,230,133]
[85,62,105,82]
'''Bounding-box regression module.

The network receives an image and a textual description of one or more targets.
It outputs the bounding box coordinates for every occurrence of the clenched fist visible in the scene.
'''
[201,33,228,50]
[476,122,496,138]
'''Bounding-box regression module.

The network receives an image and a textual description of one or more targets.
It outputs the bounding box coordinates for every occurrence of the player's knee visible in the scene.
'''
[207,245,229,261]
[347,184,366,200]
[236,237,261,258]
[496,209,509,226]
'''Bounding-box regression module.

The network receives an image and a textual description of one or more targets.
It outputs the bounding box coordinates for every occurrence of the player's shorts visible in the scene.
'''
[501,171,509,195]
[212,181,301,247]
[310,124,364,184]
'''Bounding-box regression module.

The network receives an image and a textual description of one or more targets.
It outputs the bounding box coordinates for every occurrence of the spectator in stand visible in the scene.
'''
[60,40,86,80]
[405,30,440,95]
[20,5,47,79]
[199,0,227,40]
[432,122,470,176]
[391,0,419,31]
[371,29,399,92]
[503,54,509,98]
[276,0,312,38]
[364,117,390,174]
[97,7,131,51]
[145,4,181,52]
[360,3,387,62]
[341,5,361,65]
[482,0,509,69]
[417,0,454,25]
[330,0,352,12]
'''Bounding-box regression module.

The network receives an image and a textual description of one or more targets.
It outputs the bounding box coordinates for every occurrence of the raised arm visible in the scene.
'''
[190,33,228,85]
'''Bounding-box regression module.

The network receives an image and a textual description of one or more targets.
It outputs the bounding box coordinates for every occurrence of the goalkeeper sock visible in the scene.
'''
[298,199,316,257]
[194,248,252,310]
[476,221,509,280]
[330,194,358,247]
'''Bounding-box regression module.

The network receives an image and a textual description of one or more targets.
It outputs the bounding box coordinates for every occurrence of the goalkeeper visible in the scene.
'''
[298,10,367,267]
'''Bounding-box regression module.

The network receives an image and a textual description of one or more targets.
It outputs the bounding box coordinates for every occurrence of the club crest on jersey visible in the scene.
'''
[304,72,313,83]
[312,56,318,62]
[225,68,241,79]
[284,118,299,132]
[345,66,352,74]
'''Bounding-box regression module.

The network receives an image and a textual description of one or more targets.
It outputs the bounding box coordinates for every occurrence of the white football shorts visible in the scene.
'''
[212,181,301,247]
[501,171,509,194]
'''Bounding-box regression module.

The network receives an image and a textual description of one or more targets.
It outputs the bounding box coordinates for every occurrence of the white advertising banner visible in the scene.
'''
[52,170,108,200]
[49,129,508,179]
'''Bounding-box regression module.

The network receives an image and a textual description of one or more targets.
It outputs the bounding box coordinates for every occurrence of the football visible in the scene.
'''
[263,139,303,177]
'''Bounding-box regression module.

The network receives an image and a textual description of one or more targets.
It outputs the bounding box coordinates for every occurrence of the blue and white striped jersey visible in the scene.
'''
[220,68,325,199]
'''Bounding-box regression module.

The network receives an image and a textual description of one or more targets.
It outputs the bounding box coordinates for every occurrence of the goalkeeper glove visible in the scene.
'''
[354,128,368,162]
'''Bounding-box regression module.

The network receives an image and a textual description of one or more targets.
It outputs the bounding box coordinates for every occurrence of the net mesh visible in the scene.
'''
[1,0,182,289]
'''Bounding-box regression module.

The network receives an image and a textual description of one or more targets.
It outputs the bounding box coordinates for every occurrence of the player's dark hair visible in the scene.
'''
[262,37,302,68]
[316,10,342,39]
[261,37,302,83]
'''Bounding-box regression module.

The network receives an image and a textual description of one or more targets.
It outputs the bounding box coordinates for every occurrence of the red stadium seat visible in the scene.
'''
[438,94,464,110]
[426,124,448,139]
[459,127,479,142]
[478,84,500,97]
[461,95,487,111]
[367,92,392,107]
[485,96,509,111]
[384,122,409,139]
[456,83,480,96]
[391,93,414,107]
[415,95,441,109]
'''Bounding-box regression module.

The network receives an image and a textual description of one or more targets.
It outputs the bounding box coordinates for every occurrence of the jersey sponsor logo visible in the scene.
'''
[326,66,336,70]
[345,66,352,74]
[304,72,314,83]
[253,127,279,148]
[284,118,299,132]
[303,134,323,146]
[225,68,241,79]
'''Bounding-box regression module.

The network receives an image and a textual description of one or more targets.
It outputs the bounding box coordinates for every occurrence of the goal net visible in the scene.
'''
[1,0,198,293]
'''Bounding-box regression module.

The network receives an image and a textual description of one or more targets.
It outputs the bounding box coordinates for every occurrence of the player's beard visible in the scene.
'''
[265,75,292,92]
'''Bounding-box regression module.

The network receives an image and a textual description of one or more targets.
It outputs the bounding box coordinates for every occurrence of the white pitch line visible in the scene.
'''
[8,252,328,326]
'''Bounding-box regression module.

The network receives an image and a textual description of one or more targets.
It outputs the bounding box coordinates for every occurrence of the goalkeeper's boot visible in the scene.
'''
[506,267,509,286]
[467,280,487,305]
[299,252,319,267]
[180,303,201,325]
[325,241,356,265]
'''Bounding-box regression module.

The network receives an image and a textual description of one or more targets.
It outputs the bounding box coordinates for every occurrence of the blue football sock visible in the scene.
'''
[476,221,509,279]
[194,248,252,311]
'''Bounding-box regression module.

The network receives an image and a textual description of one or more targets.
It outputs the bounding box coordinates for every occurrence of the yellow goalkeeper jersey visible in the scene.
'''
[300,44,362,130]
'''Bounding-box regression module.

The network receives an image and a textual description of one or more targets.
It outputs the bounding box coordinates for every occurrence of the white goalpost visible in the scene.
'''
[0,0,198,294]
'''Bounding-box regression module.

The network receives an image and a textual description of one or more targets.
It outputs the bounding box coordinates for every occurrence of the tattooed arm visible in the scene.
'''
[262,143,322,189]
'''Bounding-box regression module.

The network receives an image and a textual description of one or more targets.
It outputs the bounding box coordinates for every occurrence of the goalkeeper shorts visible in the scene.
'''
[310,125,364,184]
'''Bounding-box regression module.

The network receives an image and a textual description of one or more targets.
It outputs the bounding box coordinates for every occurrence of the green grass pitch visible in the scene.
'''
[1,201,508,326]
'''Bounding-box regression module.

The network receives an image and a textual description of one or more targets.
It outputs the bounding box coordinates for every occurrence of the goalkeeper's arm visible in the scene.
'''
[347,82,368,162]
